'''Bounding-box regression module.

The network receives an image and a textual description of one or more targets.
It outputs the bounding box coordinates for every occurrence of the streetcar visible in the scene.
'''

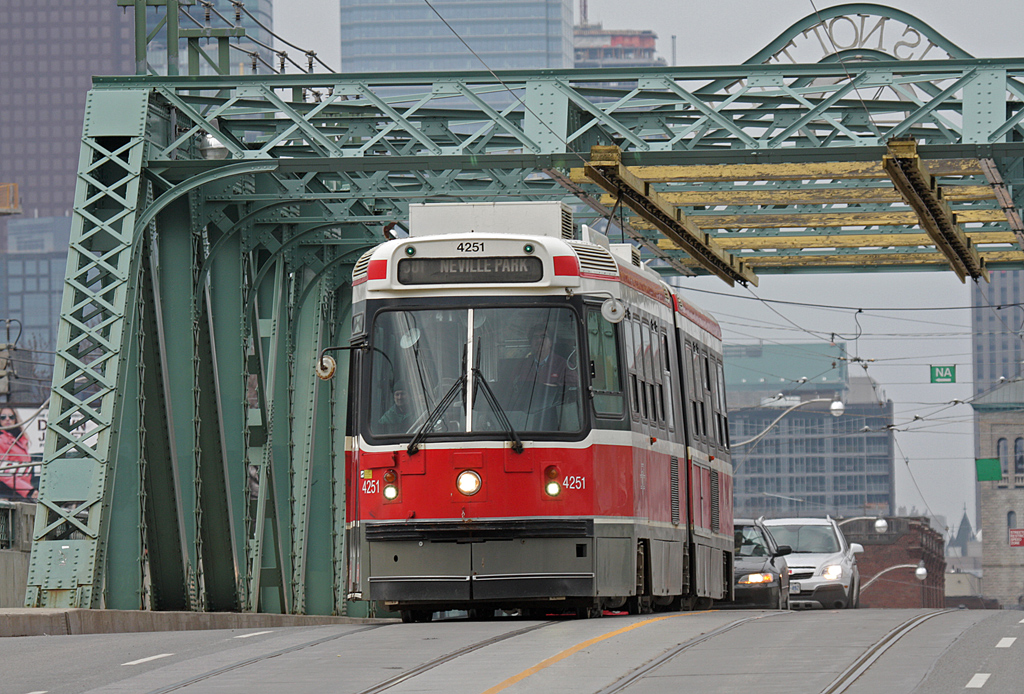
[323,201,733,621]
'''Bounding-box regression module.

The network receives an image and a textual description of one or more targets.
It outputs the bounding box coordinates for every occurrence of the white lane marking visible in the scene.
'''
[996,637,1016,648]
[26,691,49,693]
[966,673,991,688]
[234,630,274,639]
[1019,617,1024,623]
[121,653,175,666]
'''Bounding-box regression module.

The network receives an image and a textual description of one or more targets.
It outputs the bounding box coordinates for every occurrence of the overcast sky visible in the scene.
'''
[272,1,1024,532]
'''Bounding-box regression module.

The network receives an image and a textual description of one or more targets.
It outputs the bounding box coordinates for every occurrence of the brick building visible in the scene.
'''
[842,516,945,608]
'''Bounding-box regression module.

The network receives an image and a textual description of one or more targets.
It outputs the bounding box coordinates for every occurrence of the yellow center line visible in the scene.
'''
[480,611,708,694]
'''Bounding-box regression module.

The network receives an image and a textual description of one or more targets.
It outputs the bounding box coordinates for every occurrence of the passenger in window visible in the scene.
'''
[379,382,414,432]
[0,407,34,500]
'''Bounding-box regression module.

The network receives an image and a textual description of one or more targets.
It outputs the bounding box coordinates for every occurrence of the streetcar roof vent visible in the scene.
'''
[408,202,573,239]
[560,206,574,240]
[566,241,619,276]
[352,248,374,281]
[610,243,642,267]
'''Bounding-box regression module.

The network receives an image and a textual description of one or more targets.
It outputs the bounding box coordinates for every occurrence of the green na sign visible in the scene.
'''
[930,365,956,383]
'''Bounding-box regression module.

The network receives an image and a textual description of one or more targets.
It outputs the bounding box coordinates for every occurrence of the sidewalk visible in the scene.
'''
[1,607,393,637]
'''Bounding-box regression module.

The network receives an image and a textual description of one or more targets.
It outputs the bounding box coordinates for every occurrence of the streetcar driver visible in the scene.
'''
[507,324,579,427]
[523,324,578,389]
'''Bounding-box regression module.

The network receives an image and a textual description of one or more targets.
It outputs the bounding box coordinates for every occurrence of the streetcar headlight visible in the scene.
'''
[738,572,775,585]
[822,565,843,581]
[456,470,482,496]
[383,484,399,501]
[543,465,561,497]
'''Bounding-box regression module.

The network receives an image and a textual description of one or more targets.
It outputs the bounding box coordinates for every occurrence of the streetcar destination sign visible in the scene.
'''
[398,256,543,284]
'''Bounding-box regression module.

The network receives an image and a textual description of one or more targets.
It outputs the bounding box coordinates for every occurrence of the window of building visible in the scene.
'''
[1015,438,1024,475]
[999,438,1010,475]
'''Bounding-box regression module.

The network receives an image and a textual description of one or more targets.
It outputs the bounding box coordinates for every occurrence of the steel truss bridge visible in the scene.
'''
[25,3,1024,614]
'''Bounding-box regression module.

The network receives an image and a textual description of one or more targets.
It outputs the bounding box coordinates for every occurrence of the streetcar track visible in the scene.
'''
[355,619,558,694]
[143,624,388,694]
[818,609,956,694]
[593,612,784,694]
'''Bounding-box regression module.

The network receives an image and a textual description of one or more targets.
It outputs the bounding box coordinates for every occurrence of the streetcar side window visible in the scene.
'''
[622,314,640,419]
[715,360,729,449]
[661,330,674,431]
[586,310,624,417]
[640,322,653,421]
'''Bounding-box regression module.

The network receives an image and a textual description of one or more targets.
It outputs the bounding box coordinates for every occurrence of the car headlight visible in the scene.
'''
[738,572,776,585]
[822,564,843,581]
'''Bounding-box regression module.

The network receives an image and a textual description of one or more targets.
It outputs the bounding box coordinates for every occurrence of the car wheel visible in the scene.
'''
[845,581,859,609]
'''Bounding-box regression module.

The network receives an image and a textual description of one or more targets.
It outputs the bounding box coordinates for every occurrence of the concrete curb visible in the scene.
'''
[1,608,396,637]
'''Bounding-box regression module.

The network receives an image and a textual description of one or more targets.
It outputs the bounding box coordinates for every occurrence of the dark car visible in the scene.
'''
[727,518,792,609]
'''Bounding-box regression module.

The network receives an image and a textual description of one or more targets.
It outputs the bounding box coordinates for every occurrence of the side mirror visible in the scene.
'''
[850,542,864,555]
[773,545,792,558]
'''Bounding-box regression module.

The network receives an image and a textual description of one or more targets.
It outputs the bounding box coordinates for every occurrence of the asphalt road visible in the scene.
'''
[1,608,1018,694]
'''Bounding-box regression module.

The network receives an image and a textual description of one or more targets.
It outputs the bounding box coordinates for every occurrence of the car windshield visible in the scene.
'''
[765,524,840,554]
[368,306,583,437]
[734,525,771,557]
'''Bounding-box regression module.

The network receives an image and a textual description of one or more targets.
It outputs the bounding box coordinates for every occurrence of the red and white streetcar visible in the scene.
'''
[331,201,732,621]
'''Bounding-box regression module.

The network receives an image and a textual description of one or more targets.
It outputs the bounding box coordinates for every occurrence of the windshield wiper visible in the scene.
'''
[472,368,524,454]
[407,372,466,455]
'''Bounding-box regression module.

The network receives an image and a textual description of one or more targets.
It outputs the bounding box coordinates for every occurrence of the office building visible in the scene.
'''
[726,343,896,519]
[340,0,574,73]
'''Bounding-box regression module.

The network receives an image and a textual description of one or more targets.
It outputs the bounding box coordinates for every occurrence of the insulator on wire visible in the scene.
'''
[279,51,286,72]
[306,51,315,73]
[251,54,258,74]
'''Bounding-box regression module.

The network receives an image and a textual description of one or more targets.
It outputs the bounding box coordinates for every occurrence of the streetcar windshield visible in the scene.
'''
[369,306,583,438]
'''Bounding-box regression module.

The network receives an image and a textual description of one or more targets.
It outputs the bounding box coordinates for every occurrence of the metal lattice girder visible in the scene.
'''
[575,145,758,286]
[107,58,1024,159]
[884,138,988,282]
[26,90,151,609]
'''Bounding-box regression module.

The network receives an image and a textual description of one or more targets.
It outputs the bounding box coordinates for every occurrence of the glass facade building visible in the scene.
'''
[725,343,896,519]
[340,0,574,73]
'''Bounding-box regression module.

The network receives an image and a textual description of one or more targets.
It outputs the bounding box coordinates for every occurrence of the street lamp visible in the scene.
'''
[732,397,845,449]
[837,517,889,534]
[860,561,928,591]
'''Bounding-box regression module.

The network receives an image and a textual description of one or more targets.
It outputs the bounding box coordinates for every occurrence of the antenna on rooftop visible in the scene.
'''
[579,0,588,26]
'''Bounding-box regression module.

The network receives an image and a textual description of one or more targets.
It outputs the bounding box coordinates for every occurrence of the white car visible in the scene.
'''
[762,517,863,610]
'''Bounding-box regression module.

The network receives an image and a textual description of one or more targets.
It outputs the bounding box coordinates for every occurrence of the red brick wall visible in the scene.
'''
[842,518,945,608]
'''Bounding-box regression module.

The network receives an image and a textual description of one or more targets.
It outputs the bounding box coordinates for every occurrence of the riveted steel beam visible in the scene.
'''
[636,208,1007,230]
[658,230,1018,251]
[883,138,989,282]
[603,185,995,207]
[576,146,758,287]
[622,159,984,183]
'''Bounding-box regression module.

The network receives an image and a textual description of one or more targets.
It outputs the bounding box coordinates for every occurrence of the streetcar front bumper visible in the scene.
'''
[360,519,599,607]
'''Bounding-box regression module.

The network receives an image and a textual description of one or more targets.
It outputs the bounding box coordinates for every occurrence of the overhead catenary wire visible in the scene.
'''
[230,0,336,73]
